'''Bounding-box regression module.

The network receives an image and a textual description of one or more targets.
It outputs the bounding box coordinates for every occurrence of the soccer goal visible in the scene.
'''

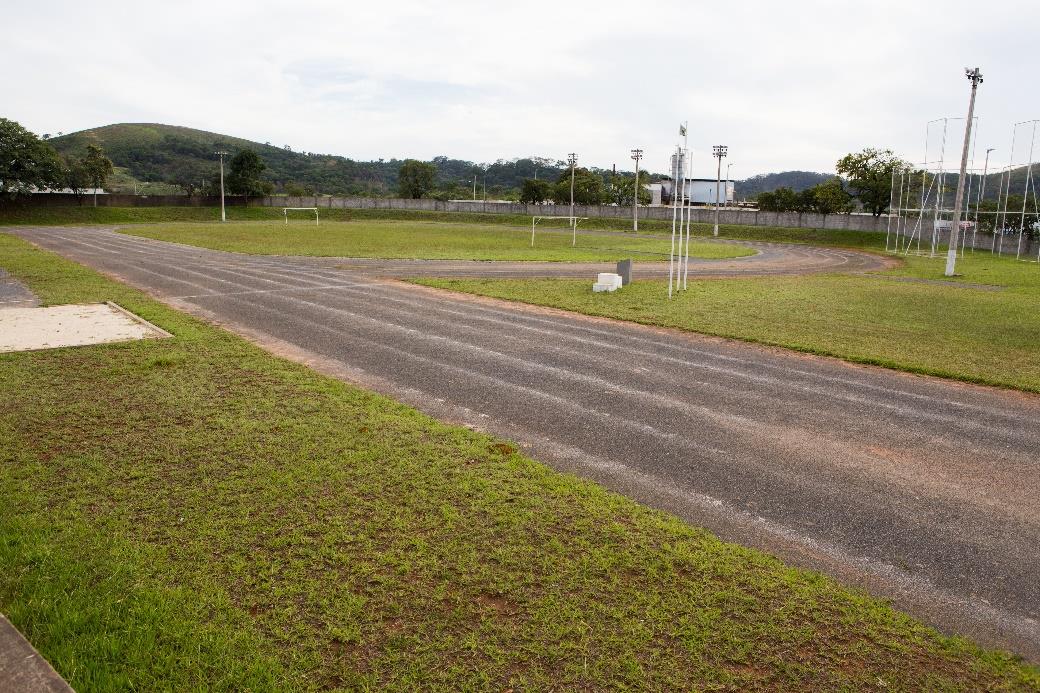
[531,215,588,247]
[283,207,319,225]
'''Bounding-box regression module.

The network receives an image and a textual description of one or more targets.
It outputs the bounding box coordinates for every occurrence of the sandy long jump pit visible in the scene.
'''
[0,302,171,353]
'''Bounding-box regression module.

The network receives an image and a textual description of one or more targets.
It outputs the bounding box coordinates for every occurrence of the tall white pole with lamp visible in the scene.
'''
[568,153,578,246]
[712,145,728,237]
[630,148,643,232]
[945,68,983,277]
[215,150,229,222]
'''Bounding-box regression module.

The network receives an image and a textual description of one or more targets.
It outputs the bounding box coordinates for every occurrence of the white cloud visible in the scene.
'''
[4,0,1038,177]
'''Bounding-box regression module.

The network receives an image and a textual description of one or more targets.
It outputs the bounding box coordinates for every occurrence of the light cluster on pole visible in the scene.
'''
[215,150,229,222]
[630,148,643,232]
[712,145,728,237]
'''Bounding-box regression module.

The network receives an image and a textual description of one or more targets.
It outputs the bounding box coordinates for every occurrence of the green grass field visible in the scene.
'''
[417,252,1040,393]
[116,220,755,261]
[2,232,1037,690]
[0,203,890,247]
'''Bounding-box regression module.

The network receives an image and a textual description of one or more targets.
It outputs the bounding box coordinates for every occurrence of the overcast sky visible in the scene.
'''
[6,0,1039,178]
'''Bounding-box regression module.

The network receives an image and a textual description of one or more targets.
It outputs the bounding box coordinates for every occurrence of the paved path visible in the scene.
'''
[0,268,38,309]
[10,226,1039,660]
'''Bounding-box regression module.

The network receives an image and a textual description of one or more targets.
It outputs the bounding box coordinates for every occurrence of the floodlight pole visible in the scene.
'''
[568,153,578,246]
[712,145,727,237]
[215,151,229,222]
[630,148,643,232]
[945,68,982,276]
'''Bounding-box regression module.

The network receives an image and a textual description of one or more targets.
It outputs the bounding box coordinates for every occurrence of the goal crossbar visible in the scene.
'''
[283,207,320,225]
[531,215,588,247]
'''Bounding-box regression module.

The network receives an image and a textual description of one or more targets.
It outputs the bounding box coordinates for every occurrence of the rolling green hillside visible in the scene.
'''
[49,123,404,196]
[47,123,1031,203]
[47,123,584,197]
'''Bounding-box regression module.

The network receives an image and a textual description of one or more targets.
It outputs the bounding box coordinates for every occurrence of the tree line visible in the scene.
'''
[1,118,113,205]
[395,159,653,206]
[757,148,909,217]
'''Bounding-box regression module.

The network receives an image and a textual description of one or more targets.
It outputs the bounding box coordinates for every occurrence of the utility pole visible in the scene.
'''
[215,150,229,222]
[712,145,728,237]
[472,174,477,200]
[568,153,578,246]
[945,68,983,277]
[630,148,643,232]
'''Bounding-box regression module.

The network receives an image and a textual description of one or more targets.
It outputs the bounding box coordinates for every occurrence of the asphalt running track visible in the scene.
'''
[9,226,1039,660]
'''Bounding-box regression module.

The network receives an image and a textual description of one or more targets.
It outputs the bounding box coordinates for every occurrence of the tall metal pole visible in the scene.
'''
[975,147,993,252]
[682,125,690,289]
[712,145,727,237]
[568,153,578,246]
[630,148,643,232]
[668,147,680,298]
[945,68,983,276]
[215,150,228,222]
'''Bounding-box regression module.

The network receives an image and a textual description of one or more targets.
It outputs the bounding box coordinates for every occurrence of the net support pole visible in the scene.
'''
[1016,122,1037,260]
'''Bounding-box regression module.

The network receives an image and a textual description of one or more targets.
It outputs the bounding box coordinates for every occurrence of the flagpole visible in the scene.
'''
[682,121,691,289]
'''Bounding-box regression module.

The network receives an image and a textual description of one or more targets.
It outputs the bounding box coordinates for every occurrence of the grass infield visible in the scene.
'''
[115,220,754,262]
[1,235,1038,689]
[417,252,1040,394]
[0,203,889,248]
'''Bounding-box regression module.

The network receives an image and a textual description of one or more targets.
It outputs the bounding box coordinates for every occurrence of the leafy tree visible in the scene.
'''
[519,178,553,204]
[82,144,114,206]
[607,173,652,207]
[552,167,604,206]
[225,149,272,196]
[836,148,907,216]
[810,177,853,215]
[0,118,65,197]
[795,188,817,213]
[757,187,800,212]
[397,159,436,199]
[284,181,314,197]
[65,159,91,199]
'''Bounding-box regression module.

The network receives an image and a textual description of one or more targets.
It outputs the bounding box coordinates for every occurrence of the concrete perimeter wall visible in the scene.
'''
[23,193,251,207]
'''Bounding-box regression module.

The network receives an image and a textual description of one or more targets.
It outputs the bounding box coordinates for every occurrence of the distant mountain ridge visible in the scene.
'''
[48,123,576,196]
[733,171,836,199]
[49,123,846,199]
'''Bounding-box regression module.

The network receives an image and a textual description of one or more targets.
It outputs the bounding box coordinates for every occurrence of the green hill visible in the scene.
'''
[48,123,573,197]
[733,171,835,199]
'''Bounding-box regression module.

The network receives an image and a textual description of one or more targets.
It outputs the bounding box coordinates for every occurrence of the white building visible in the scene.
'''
[660,178,735,206]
